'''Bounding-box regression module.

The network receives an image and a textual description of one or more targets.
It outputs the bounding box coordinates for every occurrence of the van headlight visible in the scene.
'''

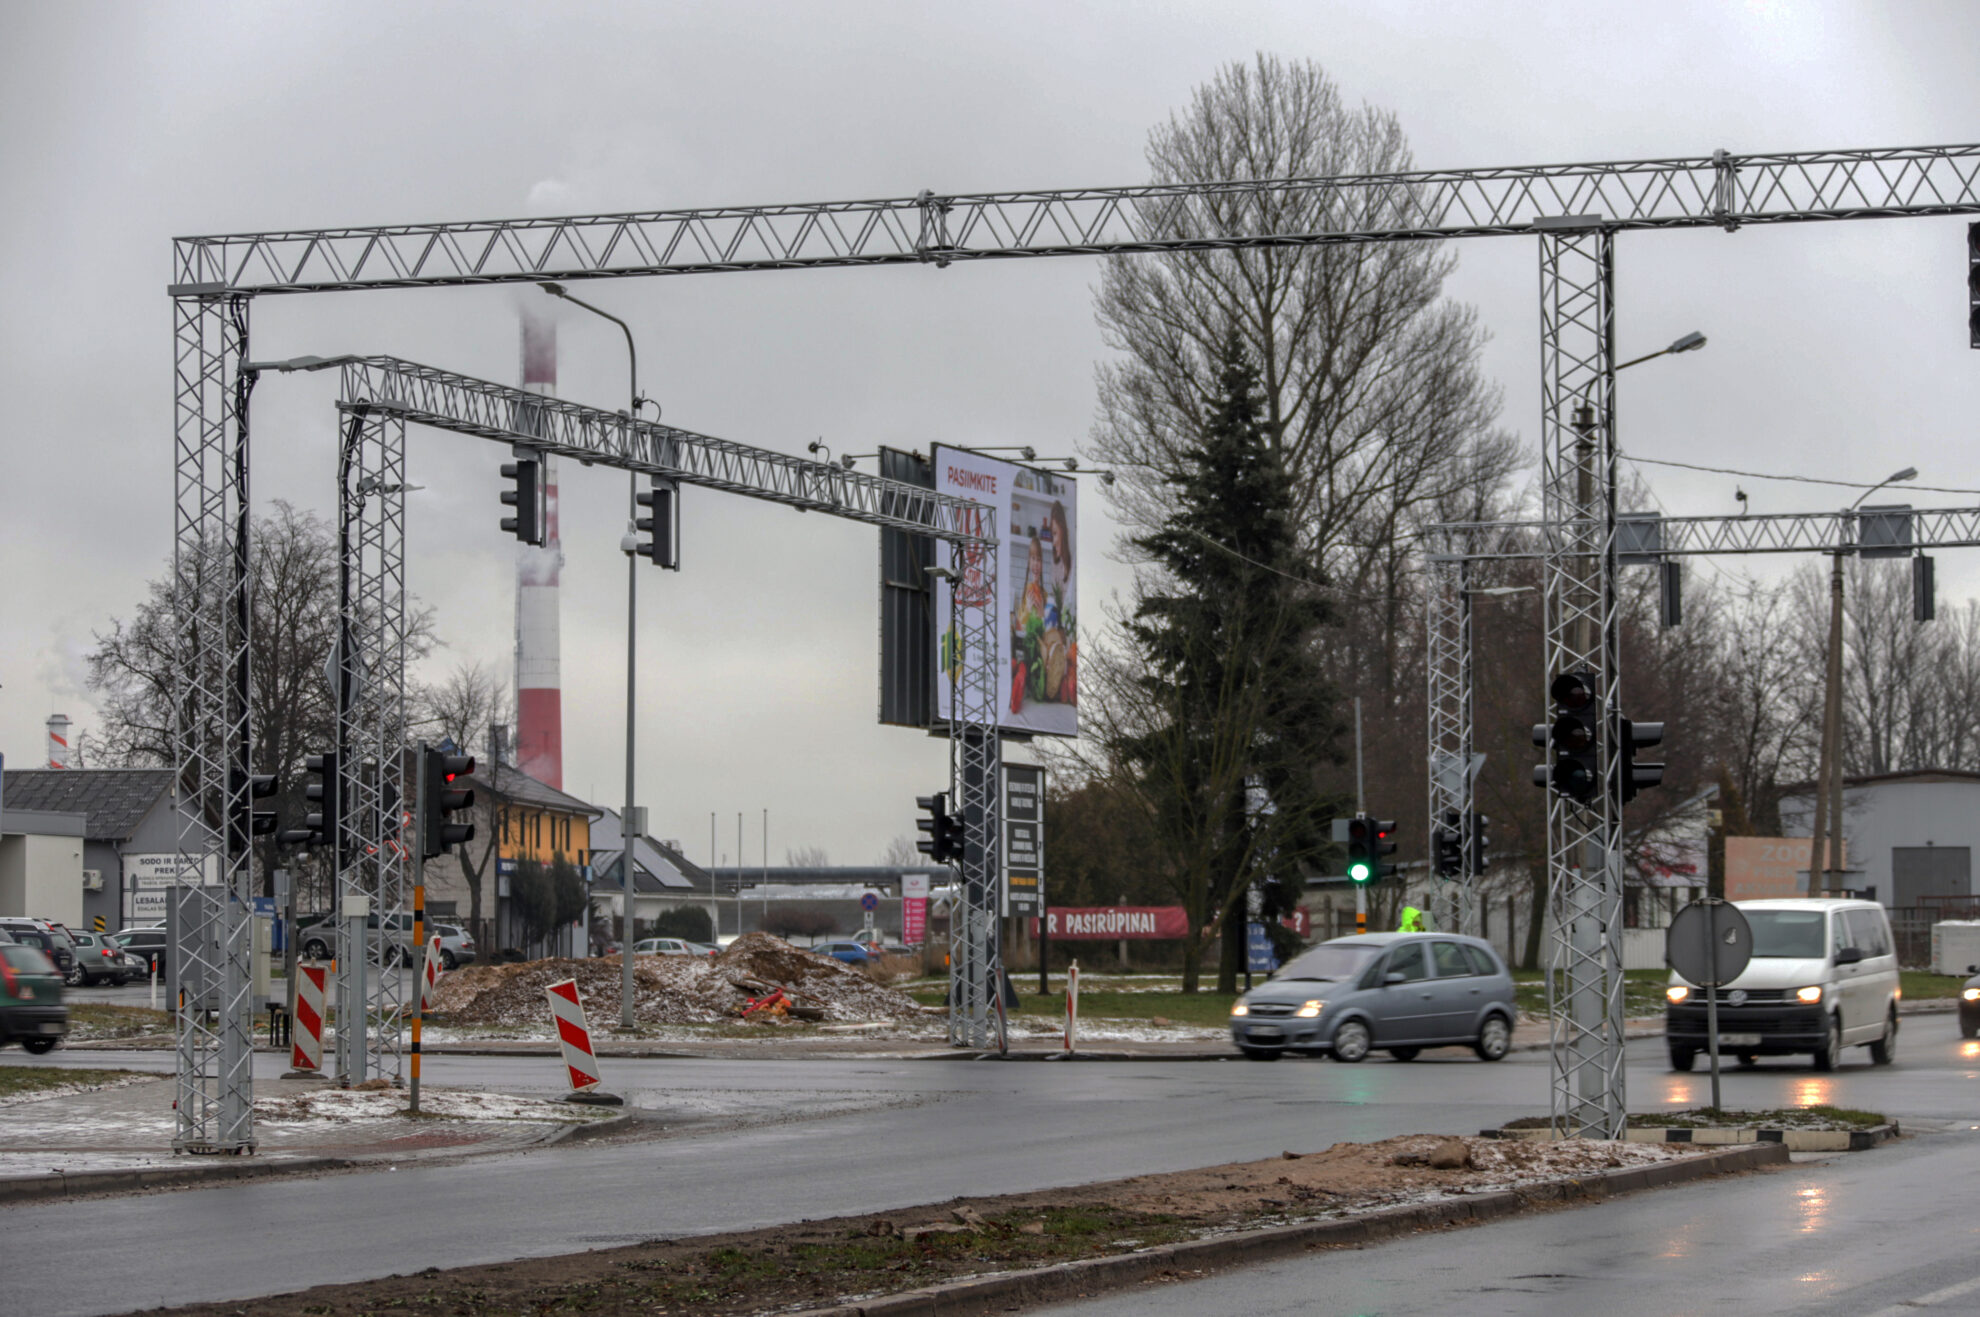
[1231,1002,1249,1017]
[1963,988,1980,1003]
[1796,986,1824,1004]
[1666,985,1690,1004]
[1295,1000,1325,1019]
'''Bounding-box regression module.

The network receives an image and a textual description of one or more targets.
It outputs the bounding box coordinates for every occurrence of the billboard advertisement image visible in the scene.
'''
[932,444,1079,737]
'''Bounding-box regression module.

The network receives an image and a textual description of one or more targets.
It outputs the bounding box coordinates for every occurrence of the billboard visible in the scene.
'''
[877,447,937,728]
[932,445,1079,737]
[1028,907,1189,940]
[1725,837,1838,900]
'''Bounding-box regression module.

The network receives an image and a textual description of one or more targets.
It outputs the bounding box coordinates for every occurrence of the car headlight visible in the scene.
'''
[1796,986,1823,1004]
[1666,985,1690,1004]
[1963,988,1980,1002]
[1231,1002,1249,1017]
[1295,999,1325,1019]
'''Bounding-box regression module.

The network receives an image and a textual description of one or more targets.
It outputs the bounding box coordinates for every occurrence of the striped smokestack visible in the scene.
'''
[514,306,564,788]
[46,713,72,769]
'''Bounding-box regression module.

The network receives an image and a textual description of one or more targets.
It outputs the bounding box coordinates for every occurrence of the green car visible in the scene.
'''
[0,942,68,1054]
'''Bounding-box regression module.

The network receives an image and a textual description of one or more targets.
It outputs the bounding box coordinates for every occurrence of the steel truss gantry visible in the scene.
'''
[173,140,1980,1147]
[1426,501,1980,1134]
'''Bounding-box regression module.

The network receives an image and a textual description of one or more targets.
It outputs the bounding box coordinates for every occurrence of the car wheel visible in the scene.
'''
[1474,1015,1512,1062]
[63,965,84,988]
[1869,1009,1898,1066]
[1331,1019,1371,1063]
[21,1037,57,1055]
[441,951,458,971]
[1388,1047,1420,1062]
[303,939,330,961]
[1238,1045,1282,1061]
[1812,1014,1843,1072]
[1962,1011,1980,1040]
[1669,1047,1696,1072]
[1736,1051,1759,1068]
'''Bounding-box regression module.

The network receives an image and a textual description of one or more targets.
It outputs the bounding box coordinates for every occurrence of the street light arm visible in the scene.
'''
[541,282,641,415]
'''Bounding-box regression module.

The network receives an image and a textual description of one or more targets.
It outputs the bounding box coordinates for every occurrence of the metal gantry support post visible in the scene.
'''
[331,404,410,1087]
[1425,555,1476,937]
[169,290,256,1153]
[944,524,1000,1049]
[1537,228,1627,1139]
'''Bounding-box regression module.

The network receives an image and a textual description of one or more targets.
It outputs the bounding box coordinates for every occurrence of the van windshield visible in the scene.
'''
[1274,943,1381,982]
[1745,910,1828,958]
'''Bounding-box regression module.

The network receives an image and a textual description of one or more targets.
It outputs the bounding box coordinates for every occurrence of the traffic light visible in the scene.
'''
[916,792,963,864]
[420,747,477,860]
[228,769,278,855]
[1434,809,1463,878]
[634,476,680,570]
[1535,670,1600,803]
[500,455,545,545]
[279,752,339,850]
[1969,222,1980,349]
[1619,717,1665,804]
[1345,816,1378,884]
[1469,812,1491,875]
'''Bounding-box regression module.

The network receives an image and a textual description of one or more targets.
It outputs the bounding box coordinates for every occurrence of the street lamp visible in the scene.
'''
[1811,465,1918,893]
[540,281,647,1030]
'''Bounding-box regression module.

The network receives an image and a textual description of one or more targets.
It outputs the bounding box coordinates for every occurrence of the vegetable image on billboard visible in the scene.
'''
[932,445,1078,737]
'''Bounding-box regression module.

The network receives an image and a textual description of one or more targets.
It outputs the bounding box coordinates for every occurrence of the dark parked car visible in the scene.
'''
[1229,932,1517,1063]
[0,943,68,1053]
[67,932,140,986]
[0,920,78,984]
[110,926,168,975]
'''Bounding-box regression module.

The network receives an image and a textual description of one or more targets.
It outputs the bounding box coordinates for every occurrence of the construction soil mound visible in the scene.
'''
[429,933,927,1029]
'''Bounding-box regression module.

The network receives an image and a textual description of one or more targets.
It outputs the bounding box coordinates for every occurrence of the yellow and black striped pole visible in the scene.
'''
[410,746,426,1114]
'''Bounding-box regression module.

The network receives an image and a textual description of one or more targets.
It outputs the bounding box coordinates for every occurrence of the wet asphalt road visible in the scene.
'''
[8,1014,1980,1316]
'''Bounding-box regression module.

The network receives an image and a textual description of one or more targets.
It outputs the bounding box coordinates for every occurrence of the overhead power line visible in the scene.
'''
[1622,453,1980,498]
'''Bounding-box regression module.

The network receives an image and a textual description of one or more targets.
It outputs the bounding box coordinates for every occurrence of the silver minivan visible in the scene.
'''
[1230,932,1517,1063]
[1665,898,1900,1071]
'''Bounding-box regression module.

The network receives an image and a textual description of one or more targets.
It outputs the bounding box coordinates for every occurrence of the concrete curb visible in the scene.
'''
[801,1143,1787,1317]
[0,1109,629,1205]
[1484,1121,1900,1152]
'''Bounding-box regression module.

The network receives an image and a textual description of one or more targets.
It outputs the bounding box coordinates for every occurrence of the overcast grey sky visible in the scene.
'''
[5,1,1979,865]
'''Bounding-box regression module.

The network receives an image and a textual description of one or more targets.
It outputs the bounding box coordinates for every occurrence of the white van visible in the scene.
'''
[1665,898,1899,1072]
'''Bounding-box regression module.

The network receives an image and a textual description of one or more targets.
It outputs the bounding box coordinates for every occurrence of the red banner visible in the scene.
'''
[1029,906,1190,940]
[1282,906,1311,937]
[902,896,927,945]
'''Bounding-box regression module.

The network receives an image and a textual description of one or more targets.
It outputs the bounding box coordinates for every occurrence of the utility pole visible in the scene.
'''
[1354,697,1366,935]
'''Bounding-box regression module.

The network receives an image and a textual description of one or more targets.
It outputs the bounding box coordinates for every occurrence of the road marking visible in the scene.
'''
[1864,1272,1980,1315]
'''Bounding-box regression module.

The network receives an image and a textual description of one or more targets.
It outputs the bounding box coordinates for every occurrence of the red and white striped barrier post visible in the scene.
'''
[544,978,621,1105]
[290,964,326,1074]
[1064,959,1079,1054]
[419,935,443,1013]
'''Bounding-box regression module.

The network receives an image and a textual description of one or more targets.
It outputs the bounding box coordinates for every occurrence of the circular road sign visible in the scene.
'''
[860,892,879,913]
[1665,899,1754,988]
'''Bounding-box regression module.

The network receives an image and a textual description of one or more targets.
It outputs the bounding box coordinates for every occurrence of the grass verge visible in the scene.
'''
[1901,970,1964,1001]
[0,1067,146,1102]
[65,1004,172,1041]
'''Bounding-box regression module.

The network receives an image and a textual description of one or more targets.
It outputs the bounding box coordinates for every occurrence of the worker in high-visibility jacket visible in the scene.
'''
[1397,905,1427,933]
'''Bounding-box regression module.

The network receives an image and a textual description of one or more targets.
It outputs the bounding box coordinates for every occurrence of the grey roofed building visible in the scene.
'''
[3,769,178,841]
[1,768,202,932]
[587,808,719,947]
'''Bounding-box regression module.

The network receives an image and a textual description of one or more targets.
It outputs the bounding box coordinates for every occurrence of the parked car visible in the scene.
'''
[0,919,78,985]
[1229,932,1516,1063]
[686,942,720,959]
[0,942,68,1053]
[431,923,477,970]
[1666,898,1899,1072]
[66,932,139,986]
[110,925,167,975]
[810,940,872,965]
[296,912,419,964]
[631,937,699,957]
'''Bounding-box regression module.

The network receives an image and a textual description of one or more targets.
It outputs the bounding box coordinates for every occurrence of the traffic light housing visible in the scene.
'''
[1434,809,1463,878]
[916,792,963,864]
[1536,670,1601,803]
[228,769,278,855]
[1619,717,1664,804]
[634,476,680,570]
[501,455,545,545]
[1345,815,1393,884]
[420,747,477,860]
[1469,812,1491,875]
[279,751,339,850]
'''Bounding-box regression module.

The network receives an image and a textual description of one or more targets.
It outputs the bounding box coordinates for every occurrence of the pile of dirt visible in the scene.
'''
[429,933,926,1030]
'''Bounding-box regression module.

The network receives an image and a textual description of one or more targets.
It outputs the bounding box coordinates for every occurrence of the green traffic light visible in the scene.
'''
[1348,862,1372,883]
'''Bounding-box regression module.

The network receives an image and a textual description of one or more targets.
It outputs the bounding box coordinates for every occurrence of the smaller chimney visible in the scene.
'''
[489,723,510,767]
[46,714,72,770]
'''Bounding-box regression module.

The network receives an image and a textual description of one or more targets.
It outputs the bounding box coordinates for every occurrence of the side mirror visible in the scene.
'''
[1384,971,1406,985]
[1969,964,1978,976]
[1835,946,1864,966]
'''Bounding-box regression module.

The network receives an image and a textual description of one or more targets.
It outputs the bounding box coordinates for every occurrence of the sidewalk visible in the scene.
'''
[0,1073,618,1202]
